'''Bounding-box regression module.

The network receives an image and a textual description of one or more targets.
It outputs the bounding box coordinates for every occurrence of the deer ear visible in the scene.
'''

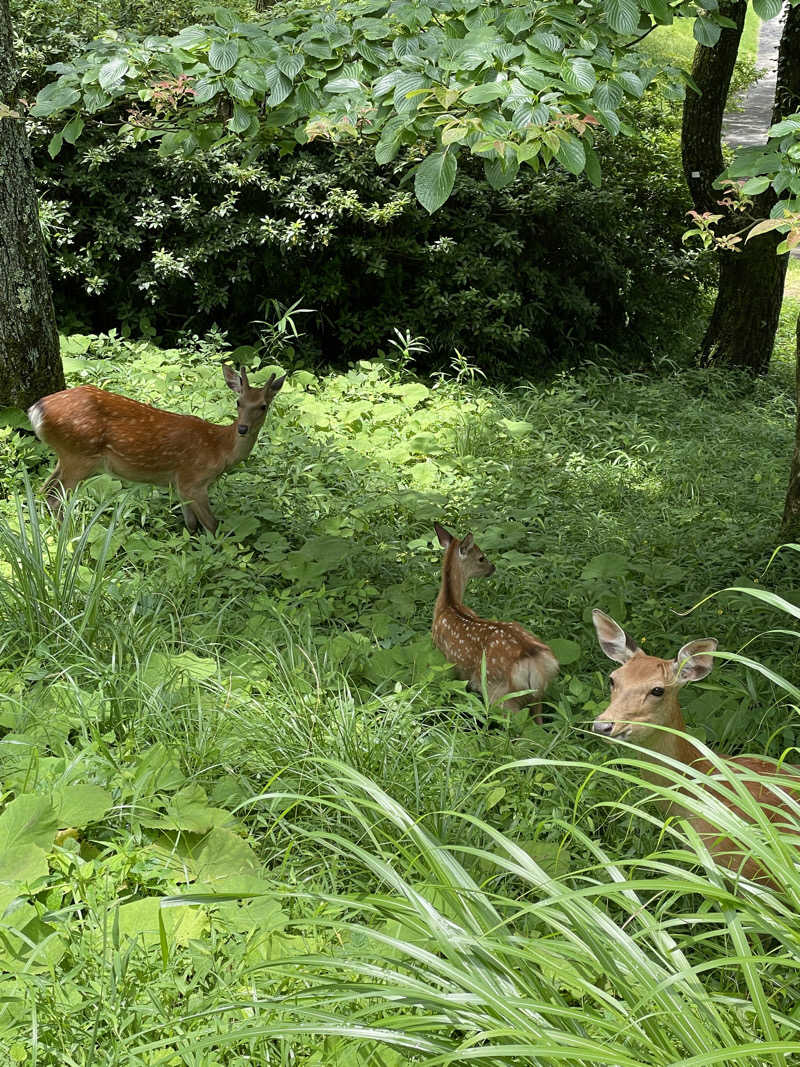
[434,522,453,548]
[592,609,640,664]
[223,364,243,393]
[271,373,287,392]
[673,639,717,685]
[459,533,474,555]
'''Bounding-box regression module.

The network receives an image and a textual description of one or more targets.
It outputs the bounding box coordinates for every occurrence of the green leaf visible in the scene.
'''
[615,71,644,98]
[195,827,262,884]
[414,149,457,214]
[484,155,519,189]
[693,17,721,47]
[753,0,782,18]
[768,116,800,138]
[214,6,237,29]
[604,0,640,34]
[741,175,771,195]
[31,82,80,117]
[51,785,113,828]
[582,552,632,579]
[584,144,602,187]
[562,57,596,92]
[47,132,63,158]
[98,58,129,91]
[548,638,582,665]
[209,38,239,73]
[485,786,505,810]
[0,795,59,852]
[61,115,84,144]
[462,82,508,104]
[594,81,623,111]
[277,53,305,79]
[555,133,586,175]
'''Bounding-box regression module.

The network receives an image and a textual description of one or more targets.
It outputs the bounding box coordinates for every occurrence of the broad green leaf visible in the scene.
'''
[414,149,457,214]
[753,0,782,18]
[462,82,507,104]
[31,82,80,117]
[582,552,631,579]
[0,795,59,853]
[51,786,113,828]
[209,38,239,73]
[615,70,644,98]
[277,53,305,79]
[484,155,519,188]
[741,175,772,195]
[548,638,582,665]
[98,58,129,91]
[562,57,596,92]
[195,827,262,884]
[555,133,586,175]
[115,897,207,947]
[61,115,84,144]
[604,0,640,34]
[228,101,254,133]
[47,132,63,158]
[693,16,721,46]
[595,81,623,111]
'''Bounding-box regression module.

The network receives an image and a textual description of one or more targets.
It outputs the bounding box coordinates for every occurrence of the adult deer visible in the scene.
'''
[592,608,800,885]
[28,365,286,533]
[432,523,558,724]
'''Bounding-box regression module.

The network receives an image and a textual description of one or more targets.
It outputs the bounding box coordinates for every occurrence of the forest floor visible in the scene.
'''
[0,273,799,1060]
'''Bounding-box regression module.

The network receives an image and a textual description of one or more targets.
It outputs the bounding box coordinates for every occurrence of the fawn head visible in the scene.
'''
[434,522,496,579]
[591,609,717,746]
[223,365,287,437]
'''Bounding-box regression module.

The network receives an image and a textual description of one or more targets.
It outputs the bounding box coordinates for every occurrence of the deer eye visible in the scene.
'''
[478,555,486,562]
[261,404,267,411]
[650,686,665,697]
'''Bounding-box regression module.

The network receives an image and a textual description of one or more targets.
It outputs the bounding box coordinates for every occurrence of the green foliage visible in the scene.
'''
[0,308,798,1059]
[30,0,710,210]
[33,129,706,371]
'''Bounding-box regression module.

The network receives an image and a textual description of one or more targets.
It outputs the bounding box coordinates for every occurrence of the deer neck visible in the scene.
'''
[638,698,701,786]
[225,422,262,468]
[435,545,468,616]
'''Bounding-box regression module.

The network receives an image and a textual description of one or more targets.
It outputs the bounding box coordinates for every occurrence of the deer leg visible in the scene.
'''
[181,502,199,533]
[43,457,98,517]
[178,483,218,534]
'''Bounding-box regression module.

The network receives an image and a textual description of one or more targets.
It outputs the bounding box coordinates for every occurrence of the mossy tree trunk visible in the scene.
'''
[682,1,788,375]
[0,0,64,410]
[779,3,800,536]
[782,316,800,539]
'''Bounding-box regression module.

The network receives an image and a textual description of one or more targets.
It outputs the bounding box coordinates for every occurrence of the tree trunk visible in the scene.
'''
[0,0,64,410]
[682,1,788,374]
[782,315,800,539]
[778,2,800,535]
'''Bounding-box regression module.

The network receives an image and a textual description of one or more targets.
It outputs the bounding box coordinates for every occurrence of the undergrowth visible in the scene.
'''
[0,287,798,1062]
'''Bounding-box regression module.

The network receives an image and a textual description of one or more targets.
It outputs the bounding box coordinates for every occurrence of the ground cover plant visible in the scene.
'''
[0,264,799,1062]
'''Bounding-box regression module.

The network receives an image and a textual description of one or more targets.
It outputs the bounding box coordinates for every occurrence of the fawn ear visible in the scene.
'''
[459,533,474,555]
[434,522,453,548]
[270,373,287,392]
[673,639,717,685]
[223,364,243,393]
[592,609,641,664]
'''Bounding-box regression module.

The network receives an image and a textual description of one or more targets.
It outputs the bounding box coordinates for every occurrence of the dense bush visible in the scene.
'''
[34,128,708,375]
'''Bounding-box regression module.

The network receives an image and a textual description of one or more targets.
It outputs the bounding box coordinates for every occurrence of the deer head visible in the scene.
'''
[591,608,717,751]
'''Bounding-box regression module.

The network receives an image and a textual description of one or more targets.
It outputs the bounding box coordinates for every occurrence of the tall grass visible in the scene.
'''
[184,757,800,1066]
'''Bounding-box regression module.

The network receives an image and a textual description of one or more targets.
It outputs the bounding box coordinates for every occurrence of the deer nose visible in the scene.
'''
[593,720,614,735]
[488,564,496,575]
[237,425,248,436]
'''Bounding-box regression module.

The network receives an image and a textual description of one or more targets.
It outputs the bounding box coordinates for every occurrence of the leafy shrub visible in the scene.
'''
[34,128,709,375]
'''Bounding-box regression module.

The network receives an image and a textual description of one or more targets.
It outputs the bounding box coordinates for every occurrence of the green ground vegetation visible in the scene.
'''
[0,266,799,1062]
